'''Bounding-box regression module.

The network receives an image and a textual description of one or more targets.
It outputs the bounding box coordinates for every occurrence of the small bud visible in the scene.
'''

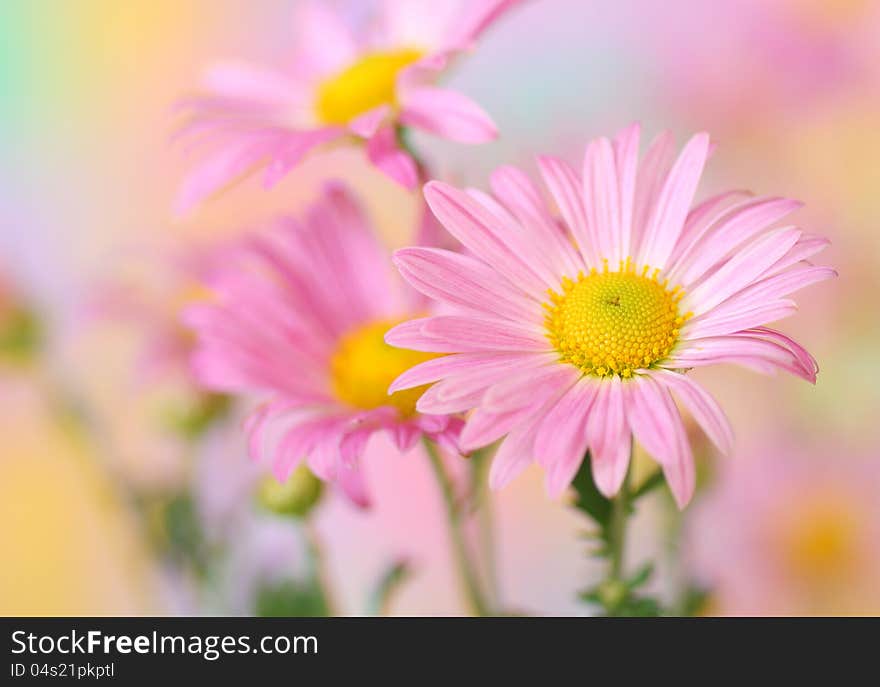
[257,464,324,518]
[0,304,42,363]
[597,579,628,611]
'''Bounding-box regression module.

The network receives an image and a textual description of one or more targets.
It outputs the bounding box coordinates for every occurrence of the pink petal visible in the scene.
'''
[441,0,524,49]
[421,315,549,351]
[263,127,344,187]
[682,299,799,339]
[638,132,710,270]
[367,124,419,189]
[423,181,556,294]
[336,459,371,509]
[201,60,294,103]
[533,378,599,496]
[671,196,803,285]
[582,137,623,264]
[625,376,695,508]
[586,377,630,497]
[294,1,359,76]
[349,105,391,138]
[400,87,498,143]
[684,227,802,315]
[482,362,579,414]
[460,404,536,452]
[393,247,540,323]
[612,122,640,261]
[175,135,277,215]
[388,351,539,393]
[385,315,549,352]
[488,413,541,490]
[536,155,598,268]
[667,190,752,269]
[489,166,582,277]
[653,369,734,455]
[631,130,675,257]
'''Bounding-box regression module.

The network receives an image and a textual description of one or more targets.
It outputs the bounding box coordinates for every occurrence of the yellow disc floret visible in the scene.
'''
[315,49,423,125]
[544,260,690,378]
[330,319,435,417]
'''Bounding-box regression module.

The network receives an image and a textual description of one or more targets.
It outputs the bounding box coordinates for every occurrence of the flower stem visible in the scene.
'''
[423,438,491,616]
[470,446,500,608]
[609,463,632,582]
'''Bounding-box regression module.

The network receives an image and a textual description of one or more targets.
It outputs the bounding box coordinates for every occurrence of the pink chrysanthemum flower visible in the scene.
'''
[182,183,461,507]
[686,440,880,616]
[386,124,835,507]
[174,0,521,213]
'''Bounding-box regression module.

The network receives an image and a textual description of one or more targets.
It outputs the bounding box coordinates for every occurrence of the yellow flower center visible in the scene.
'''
[544,260,689,378]
[781,501,860,583]
[315,49,423,125]
[329,319,435,417]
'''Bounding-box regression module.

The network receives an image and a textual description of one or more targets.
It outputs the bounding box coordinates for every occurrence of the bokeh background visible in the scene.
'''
[1,0,877,616]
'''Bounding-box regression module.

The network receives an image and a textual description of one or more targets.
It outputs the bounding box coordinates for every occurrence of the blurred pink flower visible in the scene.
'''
[386,124,834,507]
[183,182,462,507]
[89,242,233,387]
[656,0,880,130]
[686,439,880,616]
[174,0,521,213]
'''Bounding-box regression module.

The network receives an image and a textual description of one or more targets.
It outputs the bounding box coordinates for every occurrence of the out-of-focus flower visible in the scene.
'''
[190,421,315,615]
[386,124,834,507]
[686,440,880,615]
[0,272,42,364]
[183,182,462,507]
[89,244,229,387]
[174,0,521,213]
[656,0,880,131]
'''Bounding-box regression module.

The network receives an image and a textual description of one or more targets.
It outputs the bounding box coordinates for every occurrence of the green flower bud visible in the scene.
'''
[257,464,323,518]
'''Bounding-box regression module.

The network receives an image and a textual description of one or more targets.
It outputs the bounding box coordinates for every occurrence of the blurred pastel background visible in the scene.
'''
[1,0,877,616]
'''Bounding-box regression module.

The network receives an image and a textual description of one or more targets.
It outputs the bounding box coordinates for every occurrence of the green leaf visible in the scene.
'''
[255,579,329,617]
[366,559,413,616]
[679,584,712,617]
[626,562,655,590]
[631,468,665,500]
[571,451,614,549]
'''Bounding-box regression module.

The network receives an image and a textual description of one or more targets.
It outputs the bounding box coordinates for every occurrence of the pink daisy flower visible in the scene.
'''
[386,124,835,507]
[182,182,462,507]
[174,0,521,213]
[686,439,880,616]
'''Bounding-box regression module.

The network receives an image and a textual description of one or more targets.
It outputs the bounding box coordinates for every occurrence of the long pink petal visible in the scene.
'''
[536,155,598,268]
[367,125,418,189]
[638,132,710,270]
[388,351,543,393]
[533,378,599,496]
[684,227,802,315]
[625,376,695,507]
[393,247,540,323]
[671,196,803,285]
[294,1,359,76]
[652,369,734,455]
[613,122,640,261]
[488,413,541,490]
[583,136,622,264]
[586,377,630,497]
[631,130,675,258]
[489,166,583,277]
[423,181,556,293]
[400,87,498,143]
[442,0,524,49]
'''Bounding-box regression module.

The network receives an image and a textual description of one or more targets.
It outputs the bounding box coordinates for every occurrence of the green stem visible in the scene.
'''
[470,446,499,608]
[303,520,337,616]
[423,438,491,616]
[609,458,633,582]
